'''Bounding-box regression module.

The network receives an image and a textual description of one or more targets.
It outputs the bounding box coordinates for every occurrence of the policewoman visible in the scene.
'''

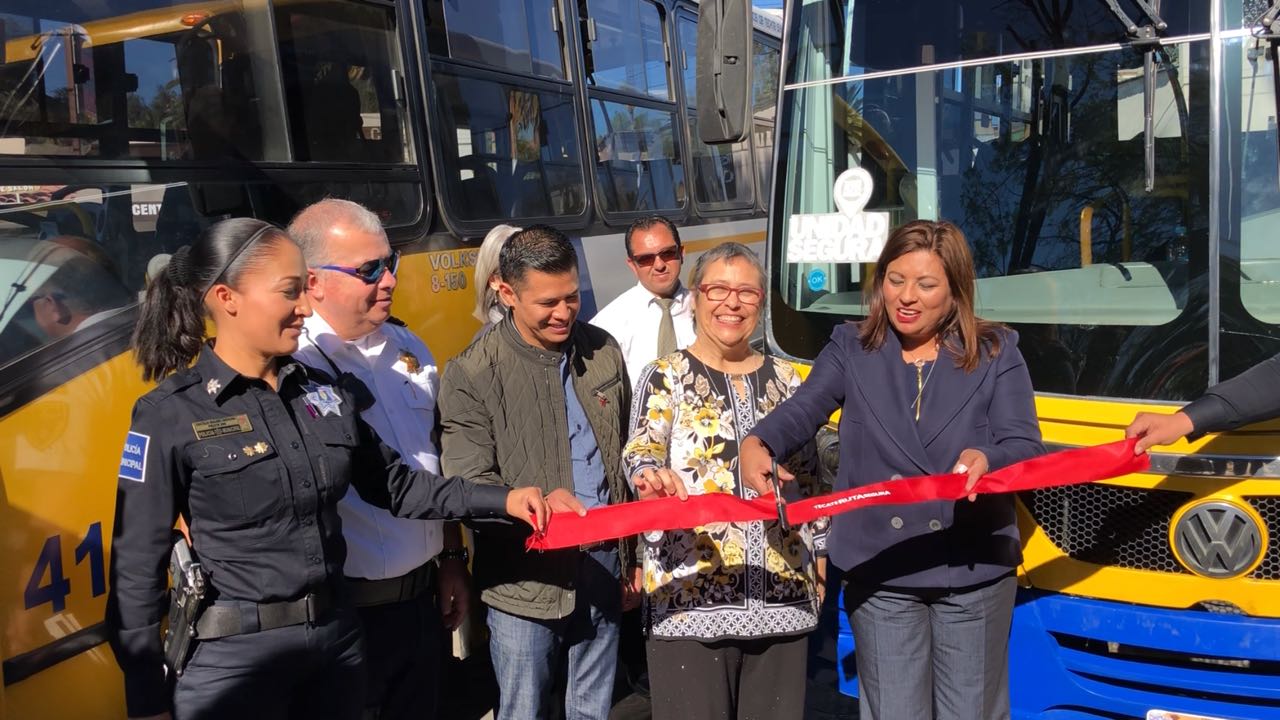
[106,218,553,720]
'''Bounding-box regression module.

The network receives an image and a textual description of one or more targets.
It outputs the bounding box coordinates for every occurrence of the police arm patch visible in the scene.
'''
[119,431,150,483]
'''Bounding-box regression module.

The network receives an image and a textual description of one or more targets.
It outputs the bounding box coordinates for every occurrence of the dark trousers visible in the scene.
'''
[646,634,808,720]
[844,574,1017,720]
[356,586,444,720]
[173,606,366,720]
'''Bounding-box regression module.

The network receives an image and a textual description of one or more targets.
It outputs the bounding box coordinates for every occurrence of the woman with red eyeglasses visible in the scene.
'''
[620,242,828,719]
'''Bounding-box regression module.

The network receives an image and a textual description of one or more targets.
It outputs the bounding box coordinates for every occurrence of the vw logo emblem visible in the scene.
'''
[1170,501,1266,579]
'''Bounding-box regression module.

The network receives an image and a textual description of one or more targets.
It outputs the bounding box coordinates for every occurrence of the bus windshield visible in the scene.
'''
[771,0,1280,401]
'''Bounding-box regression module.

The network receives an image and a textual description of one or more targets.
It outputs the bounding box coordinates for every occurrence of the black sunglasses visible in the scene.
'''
[630,247,682,267]
[319,250,401,284]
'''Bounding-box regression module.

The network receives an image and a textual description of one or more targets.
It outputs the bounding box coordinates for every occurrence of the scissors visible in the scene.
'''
[769,457,791,534]
[770,459,820,604]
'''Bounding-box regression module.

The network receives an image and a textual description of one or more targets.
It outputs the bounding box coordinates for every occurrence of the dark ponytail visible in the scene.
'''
[132,218,288,381]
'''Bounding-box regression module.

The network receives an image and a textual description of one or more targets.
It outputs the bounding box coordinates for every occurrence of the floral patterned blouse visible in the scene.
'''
[623,350,828,641]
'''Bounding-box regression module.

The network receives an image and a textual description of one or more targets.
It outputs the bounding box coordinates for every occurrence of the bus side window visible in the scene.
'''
[591,100,684,212]
[426,0,587,225]
[431,73,585,222]
[274,0,412,163]
[580,0,687,216]
[428,0,566,81]
[0,1,285,162]
[752,39,780,209]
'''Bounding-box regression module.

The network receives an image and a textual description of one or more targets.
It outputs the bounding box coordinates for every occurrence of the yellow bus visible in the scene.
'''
[760,0,1280,717]
[0,0,781,715]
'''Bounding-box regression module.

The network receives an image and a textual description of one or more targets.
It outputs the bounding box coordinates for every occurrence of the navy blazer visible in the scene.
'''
[751,323,1044,589]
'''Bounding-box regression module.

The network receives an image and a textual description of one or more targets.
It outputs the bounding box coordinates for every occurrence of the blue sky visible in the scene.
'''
[756,0,783,8]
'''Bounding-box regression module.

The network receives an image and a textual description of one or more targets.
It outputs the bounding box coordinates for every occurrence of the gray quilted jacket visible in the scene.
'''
[439,317,635,620]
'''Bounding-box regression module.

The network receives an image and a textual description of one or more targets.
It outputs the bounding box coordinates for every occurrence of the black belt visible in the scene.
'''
[195,586,334,640]
[345,561,436,608]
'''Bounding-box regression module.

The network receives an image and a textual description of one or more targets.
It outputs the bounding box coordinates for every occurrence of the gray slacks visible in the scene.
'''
[844,574,1016,720]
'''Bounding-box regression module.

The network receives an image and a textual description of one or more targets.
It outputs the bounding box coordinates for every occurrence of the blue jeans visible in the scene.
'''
[486,549,621,720]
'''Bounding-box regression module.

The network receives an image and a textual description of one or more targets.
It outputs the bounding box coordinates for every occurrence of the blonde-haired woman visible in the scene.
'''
[472,224,520,328]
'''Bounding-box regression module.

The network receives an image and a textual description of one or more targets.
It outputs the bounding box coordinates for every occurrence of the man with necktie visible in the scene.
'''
[590,216,695,389]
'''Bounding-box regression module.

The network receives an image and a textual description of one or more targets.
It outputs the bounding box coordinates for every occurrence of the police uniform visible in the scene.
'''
[107,347,509,719]
[294,312,452,719]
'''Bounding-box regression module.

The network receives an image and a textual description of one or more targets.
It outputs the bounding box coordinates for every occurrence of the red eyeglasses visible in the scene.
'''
[697,284,764,306]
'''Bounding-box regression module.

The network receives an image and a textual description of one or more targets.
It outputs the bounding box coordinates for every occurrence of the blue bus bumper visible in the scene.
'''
[836,588,1280,719]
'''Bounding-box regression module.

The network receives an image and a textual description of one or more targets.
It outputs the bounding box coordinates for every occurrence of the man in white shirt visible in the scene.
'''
[27,236,132,341]
[288,199,469,720]
[590,216,695,387]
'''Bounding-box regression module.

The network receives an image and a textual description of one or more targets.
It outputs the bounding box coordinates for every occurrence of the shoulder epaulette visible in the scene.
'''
[146,366,201,402]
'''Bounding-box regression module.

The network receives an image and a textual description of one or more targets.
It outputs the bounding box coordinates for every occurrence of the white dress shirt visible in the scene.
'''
[590,282,696,388]
[79,306,127,330]
[294,312,443,581]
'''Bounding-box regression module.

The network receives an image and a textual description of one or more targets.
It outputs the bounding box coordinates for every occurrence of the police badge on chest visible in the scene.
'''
[302,383,344,417]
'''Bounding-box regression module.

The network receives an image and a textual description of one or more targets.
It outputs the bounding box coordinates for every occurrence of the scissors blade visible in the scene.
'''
[770,457,791,533]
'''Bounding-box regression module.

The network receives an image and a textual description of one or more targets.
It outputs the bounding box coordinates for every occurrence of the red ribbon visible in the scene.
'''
[526,439,1149,551]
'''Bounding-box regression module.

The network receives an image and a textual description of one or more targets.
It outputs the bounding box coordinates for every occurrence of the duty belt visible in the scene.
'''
[345,561,436,608]
[195,586,334,639]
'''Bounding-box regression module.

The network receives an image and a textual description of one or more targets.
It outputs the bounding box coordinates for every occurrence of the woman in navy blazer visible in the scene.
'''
[742,220,1043,720]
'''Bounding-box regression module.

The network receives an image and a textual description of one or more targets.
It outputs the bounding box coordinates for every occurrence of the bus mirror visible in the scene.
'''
[696,0,752,144]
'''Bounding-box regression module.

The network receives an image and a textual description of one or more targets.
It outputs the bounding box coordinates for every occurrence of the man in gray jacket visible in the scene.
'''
[1127,353,1280,450]
[439,225,637,720]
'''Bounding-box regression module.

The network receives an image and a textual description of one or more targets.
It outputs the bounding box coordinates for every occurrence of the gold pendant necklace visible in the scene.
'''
[908,340,940,422]
[913,360,936,421]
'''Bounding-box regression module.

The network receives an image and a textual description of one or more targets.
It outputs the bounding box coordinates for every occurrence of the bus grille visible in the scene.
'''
[1244,496,1280,580]
[1020,486,1194,574]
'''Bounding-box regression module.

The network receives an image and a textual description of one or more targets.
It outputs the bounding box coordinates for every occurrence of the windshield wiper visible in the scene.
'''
[1100,0,1170,191]
[1255,1,1280,189]
[1100,0,1168,45]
